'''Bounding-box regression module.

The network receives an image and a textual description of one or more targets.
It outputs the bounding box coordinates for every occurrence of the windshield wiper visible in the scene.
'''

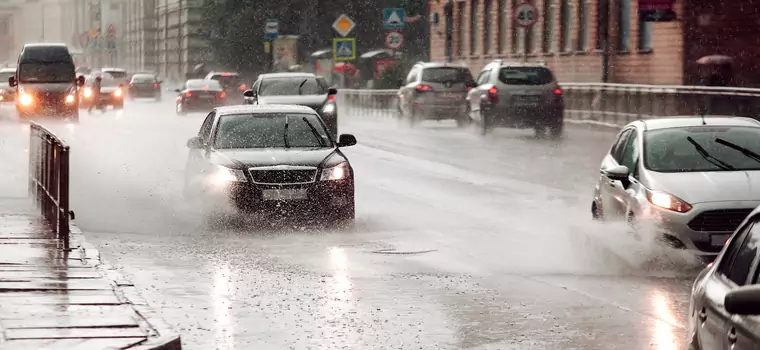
[297,79,308,95]
[302,117,326,147]
[283,116,290,148]
[715,138,760,164]
[686,136,735,171]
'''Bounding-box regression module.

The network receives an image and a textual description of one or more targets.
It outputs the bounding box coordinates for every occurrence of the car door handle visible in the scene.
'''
[728,327,737,343]
[698,308,707,321]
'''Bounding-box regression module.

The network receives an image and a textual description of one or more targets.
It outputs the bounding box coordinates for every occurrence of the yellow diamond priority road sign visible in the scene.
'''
[332,14,356,37]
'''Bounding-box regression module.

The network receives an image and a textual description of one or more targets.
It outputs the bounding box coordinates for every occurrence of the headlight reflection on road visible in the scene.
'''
[326,247,354,323]
[650,289,682,350]
[213,263,235,349]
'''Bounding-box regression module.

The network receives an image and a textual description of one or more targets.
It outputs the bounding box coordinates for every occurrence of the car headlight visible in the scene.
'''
[321,102,336,115]
[83,87,92,98]
[65,94,75,104]
[208,165,247,187]
[113,88,123,97]
[646,189,692,213]
[320,162,349,181]
[18,92,32,106]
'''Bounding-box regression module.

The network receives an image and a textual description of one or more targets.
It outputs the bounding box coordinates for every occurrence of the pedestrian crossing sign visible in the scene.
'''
[333,38,356,61]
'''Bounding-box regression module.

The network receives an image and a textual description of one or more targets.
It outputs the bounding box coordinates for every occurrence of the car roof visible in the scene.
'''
[415,62,469,69]
[24,43,67,48]
[101,67,126,71]
[208,72,239,76]
[633,116,760,131]
[215,104,317,116]
[259,72,316,79]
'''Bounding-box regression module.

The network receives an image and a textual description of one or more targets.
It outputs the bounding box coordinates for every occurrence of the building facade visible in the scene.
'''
[428,0,760,87]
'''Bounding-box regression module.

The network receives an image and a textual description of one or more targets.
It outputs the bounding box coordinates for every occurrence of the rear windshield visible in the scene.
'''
[210,74,242,88]
[259,77,327,96]
[103,70,127,79]
[421,67,474,84]
[186,80,222,90]
[498,67,555,85]
[131,75,156,83]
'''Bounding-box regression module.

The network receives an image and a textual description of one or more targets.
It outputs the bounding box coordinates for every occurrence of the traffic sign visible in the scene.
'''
[332,14,355,37]
[333,38,356,61]
[514,2,538,28]
[384,31,404,50]
[383,8,405,29]
[264,19,278,40]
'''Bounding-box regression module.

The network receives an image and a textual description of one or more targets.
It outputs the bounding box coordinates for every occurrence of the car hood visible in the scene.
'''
[257,95,328,109]
[19,82,76,93]
[211,148,341,168]
[646,170,760,204]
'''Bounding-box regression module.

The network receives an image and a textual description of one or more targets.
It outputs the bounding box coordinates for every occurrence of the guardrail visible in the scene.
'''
[336,84,760,126]
[28,122,71,250]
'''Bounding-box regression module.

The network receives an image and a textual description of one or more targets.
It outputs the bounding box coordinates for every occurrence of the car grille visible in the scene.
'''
[687,208,754,232]
[249,168,317,185]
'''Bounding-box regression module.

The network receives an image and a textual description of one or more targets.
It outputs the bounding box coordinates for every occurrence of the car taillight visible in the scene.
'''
[239,84,246,91]
[129,83,134,87]
[219,92,226,98]
[185,92,192,97]
[487,86,498,103]
[328,95,335,101]
[415,84,434,92]
[554,88,563,95]
[154,83,159,89]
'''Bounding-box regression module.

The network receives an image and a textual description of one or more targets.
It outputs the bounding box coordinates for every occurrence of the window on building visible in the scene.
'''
[511,0,518,53]
[577,0,587,51]
[542,0,554,53]
[497,0,505,53]
[595,0,604,50]
[484,0,492,54]
[526,26,534,53]
[560,0,571,52]
[458,2,466,57]
[638,20,652,50]
[618,0,630,51]
[470,0,478,55]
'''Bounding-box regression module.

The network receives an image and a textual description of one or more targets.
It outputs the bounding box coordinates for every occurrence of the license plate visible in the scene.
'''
[711,234,730,246]
[262,189,308,201]
[440,92,459,99]
[517,96,539,104]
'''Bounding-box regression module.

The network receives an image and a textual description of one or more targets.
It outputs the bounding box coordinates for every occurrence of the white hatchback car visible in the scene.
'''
[592,116,760,257]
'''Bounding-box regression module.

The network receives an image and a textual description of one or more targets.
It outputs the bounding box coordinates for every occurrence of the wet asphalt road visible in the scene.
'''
[0,99,704,349]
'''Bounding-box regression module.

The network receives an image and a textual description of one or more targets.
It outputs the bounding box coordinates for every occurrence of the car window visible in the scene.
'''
[498,67,555,85]
[644,126,760,172]
[252,80,261,93]
[421,67,474,84]
[131,75,156,83]
[476,70,491,85]
[620,131,639,170]
[186,80,222,90]
[213,113,332,149]
[611,129,633,162]
[719,223,753,276]
[259,78,326,96]
[199,112,216,141]
[104,71,127,79]
[210,74,242,89]
[405,68,418,84]
[721,222,760,285]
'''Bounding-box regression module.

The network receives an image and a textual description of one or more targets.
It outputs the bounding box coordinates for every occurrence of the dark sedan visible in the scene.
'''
[243,73,339,139]
[183,104,357,223]
[128,73,161,100]
[175,79,228,115]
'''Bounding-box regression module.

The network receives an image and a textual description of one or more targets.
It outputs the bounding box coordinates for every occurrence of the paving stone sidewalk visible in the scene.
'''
[0,197,181,350]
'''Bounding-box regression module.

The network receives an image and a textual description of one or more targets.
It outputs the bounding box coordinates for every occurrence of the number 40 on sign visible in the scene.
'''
[514,2,539,28]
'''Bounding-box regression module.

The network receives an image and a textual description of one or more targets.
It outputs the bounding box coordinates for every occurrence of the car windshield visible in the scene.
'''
[186,80,222,90]
[644,126,760,172]
[18,62,75,83]
[421,67,474,84]
[210,74,242,89]
[498,67,555,85]
[132,75,156,83]
[214,113,332,149]
[259,77,327,96]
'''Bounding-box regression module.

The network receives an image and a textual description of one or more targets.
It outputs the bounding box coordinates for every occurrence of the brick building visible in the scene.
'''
[428,0,760,87]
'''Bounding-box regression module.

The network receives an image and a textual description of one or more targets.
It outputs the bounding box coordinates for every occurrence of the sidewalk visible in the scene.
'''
[0,197,181,350]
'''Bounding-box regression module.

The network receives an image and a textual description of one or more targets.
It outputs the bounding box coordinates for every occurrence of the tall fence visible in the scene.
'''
[336,84,760,126]
[28,122,71,250]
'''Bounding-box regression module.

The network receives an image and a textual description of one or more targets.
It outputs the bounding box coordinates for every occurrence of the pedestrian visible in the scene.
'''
[88,75,102,114]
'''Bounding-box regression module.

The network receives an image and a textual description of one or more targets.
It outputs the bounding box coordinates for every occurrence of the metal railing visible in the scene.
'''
[336,84,760,126]
[28,122,71,250]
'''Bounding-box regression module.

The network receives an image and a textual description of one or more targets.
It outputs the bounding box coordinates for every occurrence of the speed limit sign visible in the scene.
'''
[514,2,539,28]
[384,30,404,50]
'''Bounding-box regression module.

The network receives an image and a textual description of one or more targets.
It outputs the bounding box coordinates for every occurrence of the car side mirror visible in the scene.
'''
[327,87,338,96]
[76,75,85,87]
[8,76,16,87]
[601,165,629,181]
[186,136,205,149]
[243,89,255,98]
[726,285,760,315]
[337,134,357,147]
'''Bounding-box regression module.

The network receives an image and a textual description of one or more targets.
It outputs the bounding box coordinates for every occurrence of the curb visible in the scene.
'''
[68,224,182,350]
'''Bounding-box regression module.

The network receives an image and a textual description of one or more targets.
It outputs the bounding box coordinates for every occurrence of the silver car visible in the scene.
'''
[592,116,760,257]
[397,62,476,127]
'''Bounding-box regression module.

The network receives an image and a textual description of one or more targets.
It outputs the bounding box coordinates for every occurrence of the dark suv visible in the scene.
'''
[397,62,476,127]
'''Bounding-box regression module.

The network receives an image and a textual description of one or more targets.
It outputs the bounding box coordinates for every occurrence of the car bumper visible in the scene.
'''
[129,89,160,97]
[412,101,466,118]
[17,101,78,116]
[484,103,563,126]
[641,200,760,255]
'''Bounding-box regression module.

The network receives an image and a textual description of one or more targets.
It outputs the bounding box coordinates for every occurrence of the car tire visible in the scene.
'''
[480,109,489,136]
[548,122,563,139]
[591,201,602,220]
